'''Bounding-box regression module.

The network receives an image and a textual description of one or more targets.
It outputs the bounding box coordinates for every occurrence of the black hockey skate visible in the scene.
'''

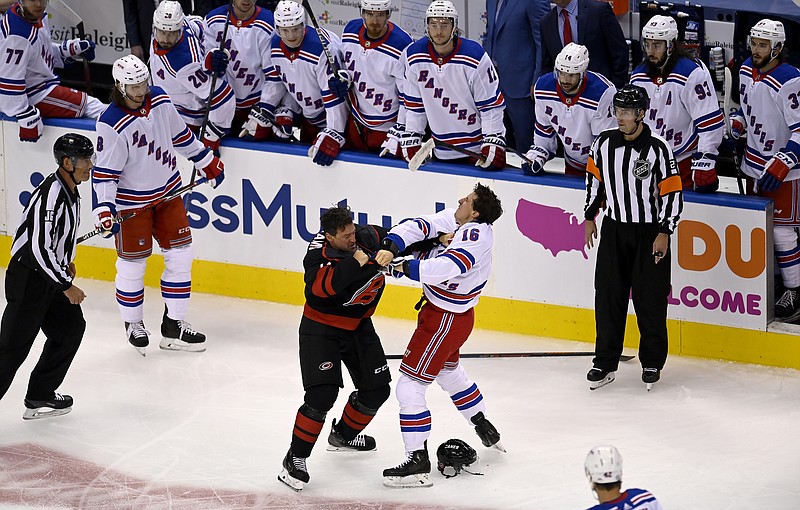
[470,412,506,452]
[23,393,73,420]
[383,442,432,488]
[642,368,661,391]
[587,367,615,390]
[278,449,309,491]
[327,418,377,452]
[125,321,150,357]
[160,306,206,352]
[775,288,800,321]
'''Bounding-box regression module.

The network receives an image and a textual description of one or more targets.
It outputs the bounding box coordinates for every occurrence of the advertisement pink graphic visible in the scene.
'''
[516,198,588,259]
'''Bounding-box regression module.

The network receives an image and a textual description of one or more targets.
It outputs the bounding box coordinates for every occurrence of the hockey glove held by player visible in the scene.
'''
[308,128,345,166]
[204,49,230,78]
[193,149,226,188]
[272,106,295,140]
[17,106,42,142]
[730,112,746,140]
[92,203,119,238]
[691,153,719,193]
[521,145,549,175]
[398,131,424,162]
[327,70,351,98]
[201,122,227,156]
[477,134,506,170]
[239,103,272,140]
[61,38,96,62]
[758,151,797,192]
[379,124,405,158]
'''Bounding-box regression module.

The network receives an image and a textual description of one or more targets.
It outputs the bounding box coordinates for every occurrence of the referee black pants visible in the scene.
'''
[0,259,85,402]
[593,218,670,372]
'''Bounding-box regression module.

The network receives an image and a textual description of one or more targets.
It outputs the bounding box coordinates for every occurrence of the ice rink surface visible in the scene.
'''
[1,272,799,509]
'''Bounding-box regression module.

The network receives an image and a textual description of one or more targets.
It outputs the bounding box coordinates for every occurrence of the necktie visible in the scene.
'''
[562,9,572,45]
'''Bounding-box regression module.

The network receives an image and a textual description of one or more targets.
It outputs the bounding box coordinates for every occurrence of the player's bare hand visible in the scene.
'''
[374,249,395,266]
[68,262,76,278]
[652,233,669,264]
[131,45,144,60]
[353,249,369,267]
[585,220,597,249]
[64,285,86,305]
[439,233,454,247]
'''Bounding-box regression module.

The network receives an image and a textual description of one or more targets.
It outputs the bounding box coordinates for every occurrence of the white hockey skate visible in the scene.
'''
[160,307,206,353]
[23,393,73,420]
[587,368,615,390]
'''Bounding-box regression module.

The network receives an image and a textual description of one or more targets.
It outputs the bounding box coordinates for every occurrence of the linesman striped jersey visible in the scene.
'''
[585,488,665,510]
[10,171,79,291]
[585,124,683,234]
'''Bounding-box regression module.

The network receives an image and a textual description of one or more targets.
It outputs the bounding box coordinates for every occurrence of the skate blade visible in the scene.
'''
[489,441,507,453]
[133,346,146,357]
[383,473,432,488]
[23,406,72,420]
[326,444,377,452]
[159,337,206,352]
[277,469,304,491]
[589,373,615,390]
[646,383,654,391]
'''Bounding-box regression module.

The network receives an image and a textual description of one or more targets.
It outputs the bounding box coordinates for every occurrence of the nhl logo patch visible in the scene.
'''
[632,158,652,180]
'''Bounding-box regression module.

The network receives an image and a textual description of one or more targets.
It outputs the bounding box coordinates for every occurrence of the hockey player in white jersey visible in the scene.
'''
[524,43,616,177]
[730,19,800,321]
[204,0,275,134]
[630,15,724,192]
[388,1,506,170]
[256,0,349,166]
[334,0,412,153]
[584,445,665,510]
[150,1,235,155]
[92,55,225,356]
[0,0,105,142]
[375,184,505,488]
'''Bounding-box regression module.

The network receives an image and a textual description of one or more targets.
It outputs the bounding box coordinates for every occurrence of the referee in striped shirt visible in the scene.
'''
[0,133,93,420]
[583,84,683,391]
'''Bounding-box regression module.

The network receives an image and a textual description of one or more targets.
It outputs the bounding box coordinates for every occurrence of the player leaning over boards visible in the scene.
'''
[92,55,225,356]
[375,183,506,488]
[0,0,105,142]
[584,85,683,392]
[583,445,665,510]
[730,19,800,322]
[384,1,506,170]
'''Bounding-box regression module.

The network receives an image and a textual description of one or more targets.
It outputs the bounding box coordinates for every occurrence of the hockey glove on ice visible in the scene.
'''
[477,134,506,170]
[309,128,345,166]
[380,124,405,158]
[204,49,230,78]
[758,152,797,193]
[327,70,351,98]
[17,106,42,142]
[239,103,272,140]
[521,146,549,175]
[92,203,119,238]
[730,112,746,140]
[691,153,719,193]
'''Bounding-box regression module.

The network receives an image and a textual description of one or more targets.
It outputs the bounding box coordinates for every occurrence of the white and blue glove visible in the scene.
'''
[522,146,549,175]
[327,70,351,98]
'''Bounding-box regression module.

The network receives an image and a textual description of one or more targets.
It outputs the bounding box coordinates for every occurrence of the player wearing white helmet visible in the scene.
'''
[524,43,616,176]
[204,0,276,134]
[584,445,665,509]
[257,0,350,166]
[334,0,411,153]
[93,54,225,356]
[0,0,105,142]
[731,19,800,322]
[391,0,506,170]
[630,14,724,193]
[150,1,235,155]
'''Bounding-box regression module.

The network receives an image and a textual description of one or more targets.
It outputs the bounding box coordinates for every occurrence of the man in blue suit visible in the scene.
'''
[484,0,550,153]
[540,0,629,89]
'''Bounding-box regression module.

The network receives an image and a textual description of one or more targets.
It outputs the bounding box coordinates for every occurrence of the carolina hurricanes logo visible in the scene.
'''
[319,361,333,371]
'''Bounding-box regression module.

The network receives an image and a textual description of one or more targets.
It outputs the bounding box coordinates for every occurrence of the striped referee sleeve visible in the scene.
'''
[654,137,683,234]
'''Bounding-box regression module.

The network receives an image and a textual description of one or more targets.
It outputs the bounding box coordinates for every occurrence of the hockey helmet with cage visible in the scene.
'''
[274,0,306,28]
[613,84,650,112]
[436,439,477,478]
[361,0,391,12]
[153,1,185,32]
[426,0,458,39]
[584,445,623,484]
[641,15,679,57]
[53,133,94,167]
[749,19,785,55]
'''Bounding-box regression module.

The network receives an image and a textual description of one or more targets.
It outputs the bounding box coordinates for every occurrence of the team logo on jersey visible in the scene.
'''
[632,158,652,180]
[319,361,333,371]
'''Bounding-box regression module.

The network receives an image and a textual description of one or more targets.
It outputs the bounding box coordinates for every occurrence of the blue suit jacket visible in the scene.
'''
[484,0,551,99]
[539,0,629,88]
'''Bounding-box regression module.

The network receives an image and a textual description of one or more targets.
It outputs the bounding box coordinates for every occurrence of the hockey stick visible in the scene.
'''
[50,0,92,95]
[78,178,207,244]
[407,138,486,171]
[185,0,233,208]
[386,352,636,361]
[300,0,366,146]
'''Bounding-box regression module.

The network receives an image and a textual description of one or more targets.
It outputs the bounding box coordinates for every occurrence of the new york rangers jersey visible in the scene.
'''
[630,57,724,161]
[150,25,235,131]
[402,37,505,160]
[93,87,209,212]
[737,58,800,180]
[585,488,665,510]
[386,208,493,313]
[341,19,412,132]
[0,4,66,116]
[263,27,347,132]
[534,71,616,169]
[204,6,274,112]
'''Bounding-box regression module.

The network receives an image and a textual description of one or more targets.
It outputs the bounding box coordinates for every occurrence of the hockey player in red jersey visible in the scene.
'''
[584,445,665,510]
